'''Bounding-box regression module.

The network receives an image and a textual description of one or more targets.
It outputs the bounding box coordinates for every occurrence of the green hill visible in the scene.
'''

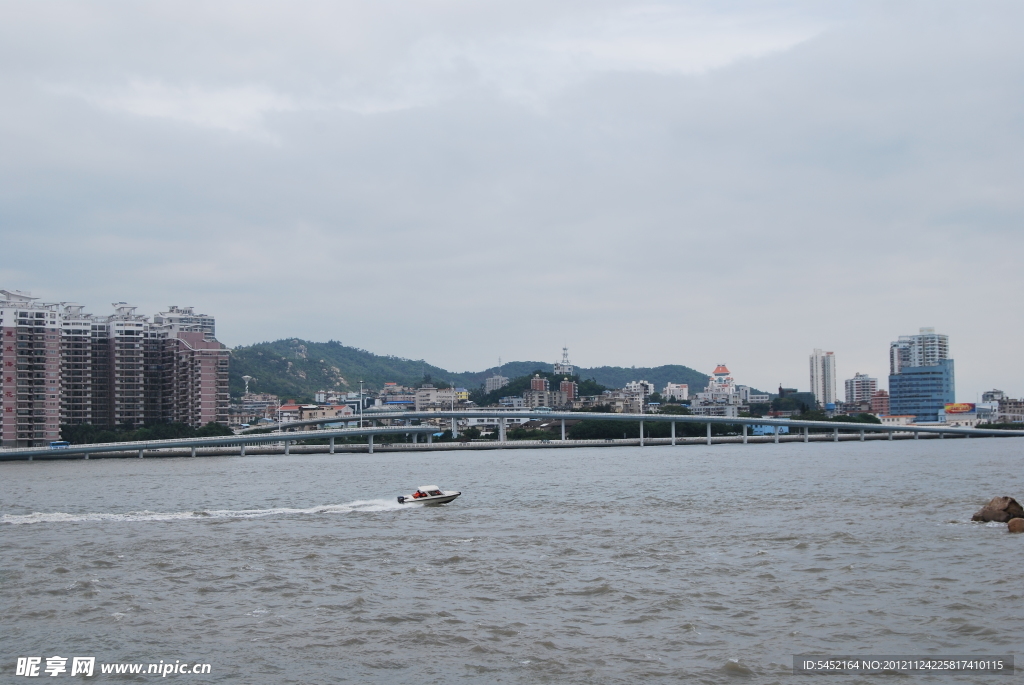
[228,339,711,401]
[582,365,710,393]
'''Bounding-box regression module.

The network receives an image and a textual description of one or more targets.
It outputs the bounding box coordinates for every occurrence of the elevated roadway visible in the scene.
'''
[0,425,436,461]
[242,409,1024,443]
[4,411,1019,462]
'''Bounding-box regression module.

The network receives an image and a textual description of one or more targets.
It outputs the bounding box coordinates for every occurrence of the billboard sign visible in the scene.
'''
[944,403,976,414]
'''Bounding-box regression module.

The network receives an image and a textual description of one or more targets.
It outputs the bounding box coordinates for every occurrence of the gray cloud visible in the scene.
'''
[1,0,1021,399]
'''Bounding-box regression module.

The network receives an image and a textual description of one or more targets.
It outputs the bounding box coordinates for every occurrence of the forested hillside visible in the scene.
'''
[229,339,712,401]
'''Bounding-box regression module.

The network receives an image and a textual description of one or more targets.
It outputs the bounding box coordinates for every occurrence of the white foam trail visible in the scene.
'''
[0,498,415,525]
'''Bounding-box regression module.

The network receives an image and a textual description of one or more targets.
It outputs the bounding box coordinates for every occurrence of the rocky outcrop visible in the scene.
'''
[1008,518,1024,534]
[972,497,1024,523]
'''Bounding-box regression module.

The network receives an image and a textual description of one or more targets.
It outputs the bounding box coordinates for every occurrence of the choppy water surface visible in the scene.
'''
[2,440,1021,683]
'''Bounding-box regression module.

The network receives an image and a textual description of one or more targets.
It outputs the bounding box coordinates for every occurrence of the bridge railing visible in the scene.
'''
[0,425,438,460]
[241,409,1024,438]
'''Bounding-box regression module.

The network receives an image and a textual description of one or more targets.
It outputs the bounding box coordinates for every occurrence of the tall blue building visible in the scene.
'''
[889,359,955,422]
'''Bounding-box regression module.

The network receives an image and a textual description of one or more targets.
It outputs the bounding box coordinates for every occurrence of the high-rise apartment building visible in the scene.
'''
[0,290,229,447]
[152,306,217,338]
[888,327,954,422]
[0,290,63,447]
[844,373,878,404]
[889,327,949,375]
[809,349,837,408]
[60,304,94,426]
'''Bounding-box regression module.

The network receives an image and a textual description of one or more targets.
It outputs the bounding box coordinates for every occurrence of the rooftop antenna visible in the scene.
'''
[242,375,254,394]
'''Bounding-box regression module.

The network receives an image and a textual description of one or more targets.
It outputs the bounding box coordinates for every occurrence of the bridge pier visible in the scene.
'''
[773,426,779,443]
[671,421,676,446]
[451,418,457,439]
[138,449,144,458]
[330,436,335,453]
[639,420,644,447]
[914,432,919,440]
[561,419,566,441]
[368,435,374,454]
[803,426,809,443]
[742,424,747,444]
[833,428,839,442]
[706,423,711,446]
[859,430,865,442]
[191,446,197,457]
[888,431,893,440]
[499,418,506,443]
[940,432,944,439]
[428,433,433,444]
[411,433,417,444]
[240,444,246,457]
[285,440,290,455]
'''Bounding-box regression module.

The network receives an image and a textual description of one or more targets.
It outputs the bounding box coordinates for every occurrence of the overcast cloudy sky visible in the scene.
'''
[1,0,1021,398]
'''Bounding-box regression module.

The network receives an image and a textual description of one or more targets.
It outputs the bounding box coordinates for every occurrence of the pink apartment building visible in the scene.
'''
[0,290,229,447]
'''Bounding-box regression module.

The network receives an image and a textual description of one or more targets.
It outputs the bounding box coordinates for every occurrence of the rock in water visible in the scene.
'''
[1008,518,1024,534]
[972,497,1024,523]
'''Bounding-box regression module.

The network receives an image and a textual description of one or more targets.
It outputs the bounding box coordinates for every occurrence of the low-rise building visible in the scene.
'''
[238,393,280,420]
[976,401,999,424]
[737,385,769,404]
[662,382,688,401]
[837,400,872,415]
[690,404,741,418]
[997,397,1024,423]
[870,390,890,415]
[277,403,354,422]
[379,382,415,408]
[879,414,915,426]
[751,424,790,436]
[689,364,749,416]
[523,389,568,409]
[624,380,655,397]
[464,413,533,430]
[939,402,978,427]
[577,390,639,413]
[414,384,466,411]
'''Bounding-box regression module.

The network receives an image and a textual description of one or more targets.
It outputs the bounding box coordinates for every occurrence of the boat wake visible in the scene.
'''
[0,498,415,525]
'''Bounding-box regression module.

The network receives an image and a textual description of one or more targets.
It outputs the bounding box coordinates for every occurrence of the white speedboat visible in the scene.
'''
[398,485,461,505]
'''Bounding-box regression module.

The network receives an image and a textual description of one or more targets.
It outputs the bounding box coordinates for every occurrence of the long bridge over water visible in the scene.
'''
[1,410,1021,461]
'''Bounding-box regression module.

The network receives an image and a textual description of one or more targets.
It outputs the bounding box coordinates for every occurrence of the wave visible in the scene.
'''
[0,498,412,525]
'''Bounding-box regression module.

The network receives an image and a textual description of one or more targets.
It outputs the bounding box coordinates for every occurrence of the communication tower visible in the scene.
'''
[554,346,574,376]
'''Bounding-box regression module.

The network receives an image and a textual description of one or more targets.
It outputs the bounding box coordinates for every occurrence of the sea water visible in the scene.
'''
[2,440,1021,683]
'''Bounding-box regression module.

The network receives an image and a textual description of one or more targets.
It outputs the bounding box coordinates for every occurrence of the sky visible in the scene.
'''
[1,0,1022,400]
